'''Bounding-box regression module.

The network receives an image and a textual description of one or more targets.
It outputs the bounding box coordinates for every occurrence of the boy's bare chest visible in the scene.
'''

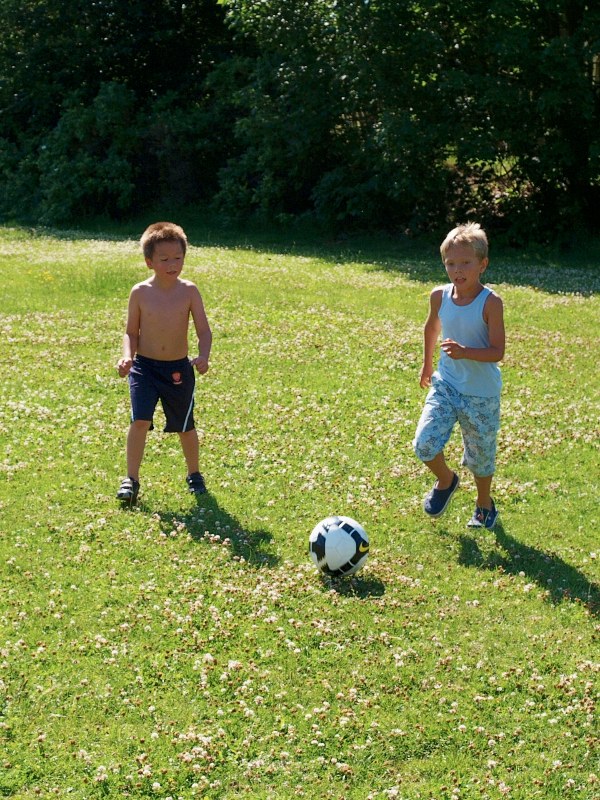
[140,286,190,323]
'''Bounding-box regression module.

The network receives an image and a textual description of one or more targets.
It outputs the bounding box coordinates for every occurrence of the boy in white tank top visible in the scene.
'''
[413,223,505,529]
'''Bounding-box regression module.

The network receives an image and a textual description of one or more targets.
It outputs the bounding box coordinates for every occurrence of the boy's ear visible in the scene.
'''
[145,257,153,269]
[480,257,489,273]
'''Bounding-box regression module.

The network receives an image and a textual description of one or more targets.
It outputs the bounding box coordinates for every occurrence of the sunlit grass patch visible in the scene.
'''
[1,225,599,799]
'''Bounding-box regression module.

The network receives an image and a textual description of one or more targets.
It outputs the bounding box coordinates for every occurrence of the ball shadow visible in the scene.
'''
[317,572,386,598]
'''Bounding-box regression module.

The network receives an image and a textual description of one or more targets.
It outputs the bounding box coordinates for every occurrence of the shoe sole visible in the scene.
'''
[117,494,138,505]
[423,475,460,518]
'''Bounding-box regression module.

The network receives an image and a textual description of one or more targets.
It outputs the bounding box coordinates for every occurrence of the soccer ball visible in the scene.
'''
[308,515,369,577]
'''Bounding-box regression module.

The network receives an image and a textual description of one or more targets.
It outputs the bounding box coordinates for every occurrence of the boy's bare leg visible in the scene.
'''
[178,429,200,475]
[424,452,456,489]
[126,420,151,480]
[474,474,493,510]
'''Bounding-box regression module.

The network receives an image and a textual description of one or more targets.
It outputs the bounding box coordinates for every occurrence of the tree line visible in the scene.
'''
[1,0,598,240]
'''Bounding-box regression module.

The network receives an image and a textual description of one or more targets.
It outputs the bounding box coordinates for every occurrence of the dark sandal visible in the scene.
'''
[186,472,206,495]
[117,477,140,503]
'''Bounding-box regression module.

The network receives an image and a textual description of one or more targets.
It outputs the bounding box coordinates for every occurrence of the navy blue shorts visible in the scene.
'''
[128,355,195,432]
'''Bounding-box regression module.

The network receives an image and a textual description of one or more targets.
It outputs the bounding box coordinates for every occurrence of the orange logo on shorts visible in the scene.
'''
[172,372,182,385]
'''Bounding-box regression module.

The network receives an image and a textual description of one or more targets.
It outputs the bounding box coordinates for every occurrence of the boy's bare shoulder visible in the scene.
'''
[483,288,504,324]
[130,278,153,293]
[130,277,200,293]
[178,277,200,291]
[429,285,445,306]
[485,287,504,306]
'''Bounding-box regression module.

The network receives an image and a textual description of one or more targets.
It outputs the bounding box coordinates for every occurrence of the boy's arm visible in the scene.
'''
[117,288,141,377]
[441,294,505,362]
[420,288,442,388]
[189,286,212,375]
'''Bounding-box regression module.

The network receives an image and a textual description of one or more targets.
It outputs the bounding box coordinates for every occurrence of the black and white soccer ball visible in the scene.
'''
[308,515,369,577]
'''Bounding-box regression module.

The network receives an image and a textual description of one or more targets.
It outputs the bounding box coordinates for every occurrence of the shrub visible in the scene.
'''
[35,83,139,224]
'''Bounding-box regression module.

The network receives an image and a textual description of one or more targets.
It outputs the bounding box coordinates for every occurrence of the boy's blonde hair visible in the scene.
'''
[140,221,188,260]
[440,222,488,261]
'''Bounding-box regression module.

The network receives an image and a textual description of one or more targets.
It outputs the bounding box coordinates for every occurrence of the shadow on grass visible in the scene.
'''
[318,573,386,599]
[16,220,600,296]
[458,521,600,618]
[144,491,280,568]
[364,244,600,296]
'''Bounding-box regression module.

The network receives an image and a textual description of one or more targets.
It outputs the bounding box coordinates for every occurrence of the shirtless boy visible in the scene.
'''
[116,222,212,503]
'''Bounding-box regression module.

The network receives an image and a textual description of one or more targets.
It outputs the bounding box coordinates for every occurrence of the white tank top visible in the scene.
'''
[434,284,502,397]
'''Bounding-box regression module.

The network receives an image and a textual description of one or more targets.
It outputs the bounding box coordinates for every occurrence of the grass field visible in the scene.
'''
[0,222,599,799]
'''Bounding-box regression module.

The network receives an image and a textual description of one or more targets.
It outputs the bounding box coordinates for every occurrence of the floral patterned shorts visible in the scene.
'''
[413,377,500,477]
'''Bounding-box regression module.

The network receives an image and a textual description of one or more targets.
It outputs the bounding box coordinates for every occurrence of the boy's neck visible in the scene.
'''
[452,281,484,303]
[150,273,181,289]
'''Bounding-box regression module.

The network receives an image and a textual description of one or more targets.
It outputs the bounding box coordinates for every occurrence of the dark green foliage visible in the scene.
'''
[0,0,234,220]
[36,83,138,222]
[0,0,598,238]
[214,0,600,238]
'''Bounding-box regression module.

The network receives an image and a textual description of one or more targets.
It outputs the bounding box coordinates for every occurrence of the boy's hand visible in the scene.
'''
[419,366,433,389]
[441,338,465,359]
[117,357,133,377]
[191,356,209,375]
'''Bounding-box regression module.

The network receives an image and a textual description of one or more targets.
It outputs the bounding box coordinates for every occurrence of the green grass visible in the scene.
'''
[1,223,599,800]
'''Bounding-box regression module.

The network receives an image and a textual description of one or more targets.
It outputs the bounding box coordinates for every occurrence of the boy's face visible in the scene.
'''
[145,240,185,280]
[443,243,488,291]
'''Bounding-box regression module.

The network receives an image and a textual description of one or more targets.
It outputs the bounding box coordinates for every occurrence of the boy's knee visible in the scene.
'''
[131,419,152,432]
[414,435,435,463]
[462,440,496,477]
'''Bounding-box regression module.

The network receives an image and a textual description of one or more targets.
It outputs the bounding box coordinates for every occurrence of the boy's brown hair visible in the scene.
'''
[140,221,188,260]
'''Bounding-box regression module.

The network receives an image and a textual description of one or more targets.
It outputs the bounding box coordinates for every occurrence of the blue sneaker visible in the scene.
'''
[423,473,460,518]
[467,500,499,530]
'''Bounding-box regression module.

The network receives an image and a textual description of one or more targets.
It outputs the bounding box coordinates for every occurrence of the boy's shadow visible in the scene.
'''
[458,521,600,617]
[152,492,280,568]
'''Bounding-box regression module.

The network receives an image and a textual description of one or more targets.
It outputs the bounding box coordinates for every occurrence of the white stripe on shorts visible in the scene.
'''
[182,388,195,432]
